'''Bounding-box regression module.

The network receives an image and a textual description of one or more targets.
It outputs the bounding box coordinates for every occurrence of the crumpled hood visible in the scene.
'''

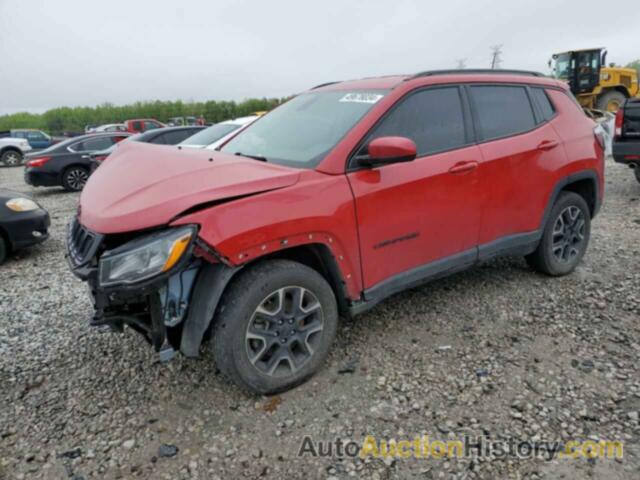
[79,142,301,234]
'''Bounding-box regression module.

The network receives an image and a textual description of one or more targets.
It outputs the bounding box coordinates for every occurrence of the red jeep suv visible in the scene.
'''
[67,70,604,394]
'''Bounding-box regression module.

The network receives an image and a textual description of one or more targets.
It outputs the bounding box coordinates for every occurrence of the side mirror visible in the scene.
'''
[358,136,417,167]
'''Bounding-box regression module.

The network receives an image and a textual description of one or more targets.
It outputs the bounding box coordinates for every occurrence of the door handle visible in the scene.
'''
[448,161,478,174]
[537,139,559,151]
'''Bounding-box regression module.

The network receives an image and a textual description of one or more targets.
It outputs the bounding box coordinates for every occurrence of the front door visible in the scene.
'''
[347,86,482,294]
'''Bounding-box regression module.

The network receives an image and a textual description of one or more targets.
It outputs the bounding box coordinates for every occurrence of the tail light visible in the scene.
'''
[26,156,51,168]
[614,108,624,138]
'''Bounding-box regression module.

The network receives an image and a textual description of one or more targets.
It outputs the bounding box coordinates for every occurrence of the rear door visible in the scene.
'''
[347,86,483,292]
[26,131,50,149]
[469,84,567,250]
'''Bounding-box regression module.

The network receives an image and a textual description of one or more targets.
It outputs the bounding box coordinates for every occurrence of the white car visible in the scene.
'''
[178,115,259,150]
[0,137,32,166]
[88,124,127,133]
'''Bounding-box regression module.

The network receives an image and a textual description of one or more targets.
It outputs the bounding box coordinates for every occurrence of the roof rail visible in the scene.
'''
[311,81,342,90]
[407,69,547,80]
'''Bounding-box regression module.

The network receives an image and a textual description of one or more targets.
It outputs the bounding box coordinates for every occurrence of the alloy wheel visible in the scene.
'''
[551,206,586,263]
[3,151,21,166]
[245,286,324,377]
[66,168,88,191]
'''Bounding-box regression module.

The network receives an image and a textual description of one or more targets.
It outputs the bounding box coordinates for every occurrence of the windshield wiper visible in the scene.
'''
[234,152,268,162]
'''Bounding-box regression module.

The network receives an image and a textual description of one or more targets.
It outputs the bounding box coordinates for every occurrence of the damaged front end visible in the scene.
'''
[66,217,214,361]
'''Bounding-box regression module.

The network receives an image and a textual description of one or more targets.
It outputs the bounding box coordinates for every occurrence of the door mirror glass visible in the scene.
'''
[359,136,417,167]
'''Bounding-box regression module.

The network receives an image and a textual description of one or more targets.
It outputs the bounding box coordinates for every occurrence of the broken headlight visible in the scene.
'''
[98,226,196,287]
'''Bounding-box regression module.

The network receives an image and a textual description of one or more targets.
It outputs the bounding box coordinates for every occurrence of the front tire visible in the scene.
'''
[1,149,23,167]
[526,192,591,276]
[62,166,89,192]
[212,260,338,395]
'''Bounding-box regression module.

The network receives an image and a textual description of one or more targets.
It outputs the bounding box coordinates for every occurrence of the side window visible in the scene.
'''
[144,121,161,131]
[469,85,536,140]
[362,87,467,157]
[73,137,114,152]
[27,131,46,141]
[149,133,167,144]
[161,129,196,145]
[132,121,143,131]
[530,88,556,122]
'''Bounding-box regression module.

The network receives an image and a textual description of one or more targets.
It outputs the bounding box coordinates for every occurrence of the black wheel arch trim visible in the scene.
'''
[540,169,601,226]
[180,262,242,357]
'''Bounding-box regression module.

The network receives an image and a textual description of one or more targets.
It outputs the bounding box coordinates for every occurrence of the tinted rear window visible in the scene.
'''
[531,88,556,122]
[470,85,536,140]
[157,129,200,145]
[72,136,115,152]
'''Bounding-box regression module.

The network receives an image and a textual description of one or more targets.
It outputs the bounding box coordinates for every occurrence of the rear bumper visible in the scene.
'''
[24,168,59,187]
[612,140,640,164]
[3,209,50,249]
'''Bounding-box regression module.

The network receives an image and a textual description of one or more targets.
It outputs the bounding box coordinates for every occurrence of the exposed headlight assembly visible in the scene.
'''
[99,226,196,287]
[6,198,40,212]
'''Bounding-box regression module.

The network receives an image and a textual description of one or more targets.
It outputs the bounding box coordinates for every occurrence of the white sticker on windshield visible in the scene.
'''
[339,93,384,104]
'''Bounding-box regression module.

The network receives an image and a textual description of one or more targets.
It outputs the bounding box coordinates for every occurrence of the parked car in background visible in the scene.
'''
[613,98,640,183]
[88,126,205,170]
[124,119,165,133]
[178,115,259,150]
[67,70,604,394]
[0,129,55,149]
[24,132,130,192]
[0,189,49,264]
[0,137,32,166]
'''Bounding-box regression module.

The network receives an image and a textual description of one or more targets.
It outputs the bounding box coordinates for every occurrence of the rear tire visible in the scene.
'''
[62,166,89,192]
[634,166,640,184]
[526,192,591,276]
[596,90,626,112]
[212,260,338,395]
[1,149,23,167]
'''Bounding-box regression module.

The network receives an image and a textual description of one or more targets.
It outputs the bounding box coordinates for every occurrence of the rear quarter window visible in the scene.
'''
[530,88,556,122]
[469,85,536,141]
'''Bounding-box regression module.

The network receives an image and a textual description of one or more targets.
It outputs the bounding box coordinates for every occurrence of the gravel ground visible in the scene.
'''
[1,159,639,480]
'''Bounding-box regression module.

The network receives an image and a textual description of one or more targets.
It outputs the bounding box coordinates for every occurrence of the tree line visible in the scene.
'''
[0,97,286,135]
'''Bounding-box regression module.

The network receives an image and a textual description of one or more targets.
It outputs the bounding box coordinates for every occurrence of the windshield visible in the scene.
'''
[552,53,572,79]
[180,123,241,147]
[221,90,388,168]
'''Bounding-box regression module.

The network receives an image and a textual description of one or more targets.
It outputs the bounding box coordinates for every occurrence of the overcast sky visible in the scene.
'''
[1,0,638,115]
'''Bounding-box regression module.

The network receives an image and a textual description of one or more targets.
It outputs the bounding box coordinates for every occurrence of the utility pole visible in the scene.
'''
[490,45,503,69]
[455,58,467,69]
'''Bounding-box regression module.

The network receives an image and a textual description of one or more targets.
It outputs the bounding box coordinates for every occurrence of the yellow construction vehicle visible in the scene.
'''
[550,48,639,111]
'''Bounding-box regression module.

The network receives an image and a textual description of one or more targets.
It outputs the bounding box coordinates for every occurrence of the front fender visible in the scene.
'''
[171,171,363,299]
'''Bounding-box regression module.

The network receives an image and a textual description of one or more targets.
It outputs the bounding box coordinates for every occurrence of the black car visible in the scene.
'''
[613,98,640,184]
[0,189,50,264]
[89,126,205,170]
[24,132,130,192]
